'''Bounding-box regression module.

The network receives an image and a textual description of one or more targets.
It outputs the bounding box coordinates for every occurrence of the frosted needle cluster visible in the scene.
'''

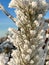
[0,0,49,65]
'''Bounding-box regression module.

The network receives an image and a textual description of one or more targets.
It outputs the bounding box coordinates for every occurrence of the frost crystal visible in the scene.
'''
[0,0,49,65]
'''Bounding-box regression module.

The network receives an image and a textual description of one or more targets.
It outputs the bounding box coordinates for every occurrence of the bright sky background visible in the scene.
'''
[0,0,49,37]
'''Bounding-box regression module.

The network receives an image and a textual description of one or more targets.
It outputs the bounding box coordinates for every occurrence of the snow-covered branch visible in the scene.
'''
[0,0,49,65]
[0,4,16,23]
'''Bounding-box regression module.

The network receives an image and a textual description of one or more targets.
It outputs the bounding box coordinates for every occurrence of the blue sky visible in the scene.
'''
[0,0,49,37]
[0,0,17,37]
